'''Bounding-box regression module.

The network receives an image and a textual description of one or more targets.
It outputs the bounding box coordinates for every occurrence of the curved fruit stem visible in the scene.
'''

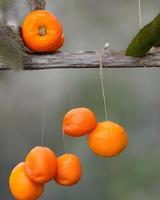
[30,0,46,11]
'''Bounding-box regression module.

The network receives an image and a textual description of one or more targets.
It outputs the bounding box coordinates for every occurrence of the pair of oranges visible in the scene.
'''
[21,10,64,52]
[63,107,128,157]
[9,147,82,200]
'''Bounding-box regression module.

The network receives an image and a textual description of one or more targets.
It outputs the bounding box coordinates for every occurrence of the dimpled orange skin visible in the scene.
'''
[48,33,64,51]
[9,162,44,200]
[63,107,97,137]
[21,10,63,52]
[55,154,82,186]
[88,121,128,157]
[24,146,57,184]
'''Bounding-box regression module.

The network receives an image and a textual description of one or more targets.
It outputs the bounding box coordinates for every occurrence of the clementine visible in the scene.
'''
[88,121,128,157]
[63,107,97,137]
[55,154,82,186]
[21,10,63,52]
[25,146,57,184]
[9,162,44,200]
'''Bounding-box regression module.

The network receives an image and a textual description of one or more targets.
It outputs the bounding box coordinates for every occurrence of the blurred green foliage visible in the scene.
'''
[126,14,160,57]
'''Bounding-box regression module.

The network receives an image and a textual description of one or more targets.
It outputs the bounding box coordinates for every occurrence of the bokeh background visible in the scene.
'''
[1,0,160,199]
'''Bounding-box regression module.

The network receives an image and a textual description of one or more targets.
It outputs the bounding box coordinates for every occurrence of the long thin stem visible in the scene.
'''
[70,95,74,109]
[99,44,109,121]
[41,109,45,146]
[138,0,142,29]
[62,131,67,153]
[41,71,46,146]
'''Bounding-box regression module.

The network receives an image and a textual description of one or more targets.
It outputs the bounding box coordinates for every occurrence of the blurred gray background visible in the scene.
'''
[1,0,160,199]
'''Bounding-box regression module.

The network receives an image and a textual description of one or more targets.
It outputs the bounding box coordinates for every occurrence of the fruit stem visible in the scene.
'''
[39,27,46,36]
[30,0,46,11]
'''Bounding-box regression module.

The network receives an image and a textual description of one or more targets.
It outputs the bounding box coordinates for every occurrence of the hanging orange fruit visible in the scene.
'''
[88,121,128,157]
[24,146,57,184]
[63,107,97,137]
[9,162,44,200]
[55,154,82,186]
[21,10,64,52]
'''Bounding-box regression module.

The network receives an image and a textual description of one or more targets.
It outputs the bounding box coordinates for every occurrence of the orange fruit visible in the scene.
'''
[9,162,44,200]
[25,146,57,184]
[63,107,97,137]
[88,121,128,157]
[55,154,82,186]
[21,10,63,52]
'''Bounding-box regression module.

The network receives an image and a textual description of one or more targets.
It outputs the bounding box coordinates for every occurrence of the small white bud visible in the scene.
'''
[104,42,110,49]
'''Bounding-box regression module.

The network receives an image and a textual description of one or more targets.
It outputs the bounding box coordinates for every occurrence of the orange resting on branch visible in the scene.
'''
[21,10,64,52]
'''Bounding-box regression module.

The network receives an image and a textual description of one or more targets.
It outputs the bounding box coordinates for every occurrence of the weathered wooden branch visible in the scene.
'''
[0,26,160,70]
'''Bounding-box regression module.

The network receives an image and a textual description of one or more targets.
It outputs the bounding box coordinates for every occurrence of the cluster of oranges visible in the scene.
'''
[9,107,128,200]
[9,147,81,199]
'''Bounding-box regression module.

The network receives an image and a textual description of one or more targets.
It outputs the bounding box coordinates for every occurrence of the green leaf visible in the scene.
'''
[125,13,160,57]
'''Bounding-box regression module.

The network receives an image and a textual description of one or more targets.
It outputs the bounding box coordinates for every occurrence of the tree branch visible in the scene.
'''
[0,26,160,70]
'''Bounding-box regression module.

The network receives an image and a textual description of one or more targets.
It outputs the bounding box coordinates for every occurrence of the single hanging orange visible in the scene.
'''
[21,8,64,52]
[9,162,44,200]
[55,153,82,186]
[63,107,97,137]
[88,121,128,157]
[24,146,57,184]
